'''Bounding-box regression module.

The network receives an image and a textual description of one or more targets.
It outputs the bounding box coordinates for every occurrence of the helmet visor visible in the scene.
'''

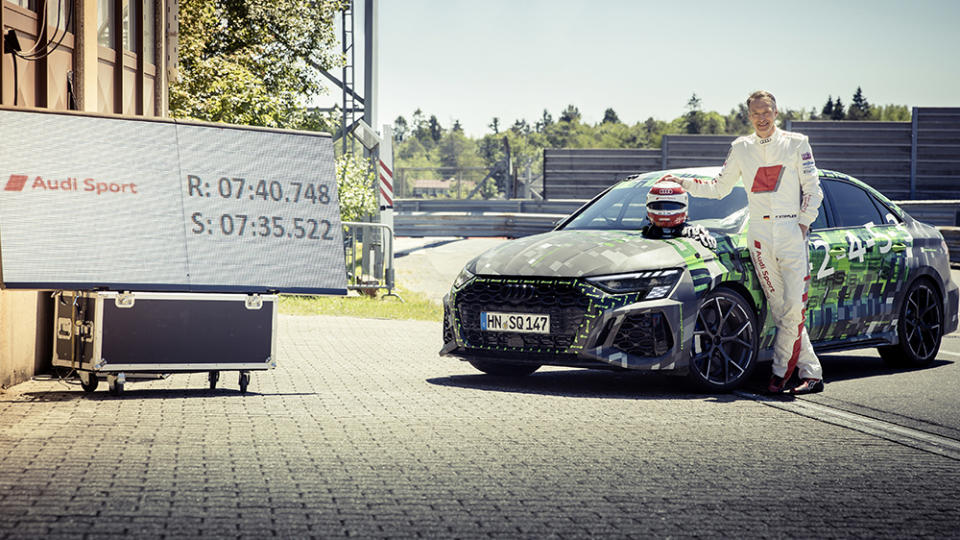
[647,201,686,211]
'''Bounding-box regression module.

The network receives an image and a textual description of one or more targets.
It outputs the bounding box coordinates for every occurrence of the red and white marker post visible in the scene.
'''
[378,124,394,232]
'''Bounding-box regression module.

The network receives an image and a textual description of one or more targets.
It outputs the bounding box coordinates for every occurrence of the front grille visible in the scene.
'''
[613,312,673,357]
[455,278,591,352]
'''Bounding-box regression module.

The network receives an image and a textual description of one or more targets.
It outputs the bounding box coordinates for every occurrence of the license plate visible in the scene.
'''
[481,312,550,334]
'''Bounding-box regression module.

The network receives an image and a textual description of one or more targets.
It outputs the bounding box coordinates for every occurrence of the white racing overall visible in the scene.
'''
[679,128,824,381]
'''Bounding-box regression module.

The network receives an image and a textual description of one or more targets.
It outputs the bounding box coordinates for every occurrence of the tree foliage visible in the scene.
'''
[847,86,872,120]
[335,153,378,222]
[171,0,346,128]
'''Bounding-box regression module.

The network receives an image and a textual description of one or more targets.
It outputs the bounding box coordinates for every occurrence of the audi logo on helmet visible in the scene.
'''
[646,180,688,228]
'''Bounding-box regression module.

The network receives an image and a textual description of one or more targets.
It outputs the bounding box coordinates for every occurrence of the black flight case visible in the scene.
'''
[52,291,277,394]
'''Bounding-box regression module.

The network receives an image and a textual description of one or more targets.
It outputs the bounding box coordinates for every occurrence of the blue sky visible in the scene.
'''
[338,0,960,137]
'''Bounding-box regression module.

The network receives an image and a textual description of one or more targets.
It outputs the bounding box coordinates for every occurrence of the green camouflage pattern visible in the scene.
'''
[441,168,960,372]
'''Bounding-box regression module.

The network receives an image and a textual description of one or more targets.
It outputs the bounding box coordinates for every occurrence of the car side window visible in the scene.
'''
[809,193,830,231]
[822,180,885,228]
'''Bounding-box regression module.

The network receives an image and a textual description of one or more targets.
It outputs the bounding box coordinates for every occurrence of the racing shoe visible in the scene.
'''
[767,375,787,394]
[790,378,824,395]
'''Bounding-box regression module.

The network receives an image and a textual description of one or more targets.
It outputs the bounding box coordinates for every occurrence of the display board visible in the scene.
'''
[0,108,347,294]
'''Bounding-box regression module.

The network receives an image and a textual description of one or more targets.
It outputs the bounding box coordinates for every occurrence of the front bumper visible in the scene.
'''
[440,275,700,373]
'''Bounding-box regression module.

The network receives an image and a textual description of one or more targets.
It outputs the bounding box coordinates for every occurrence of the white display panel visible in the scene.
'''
[0,108,347,294]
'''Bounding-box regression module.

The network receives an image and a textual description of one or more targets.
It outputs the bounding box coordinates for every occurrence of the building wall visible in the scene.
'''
[0,0,174,388]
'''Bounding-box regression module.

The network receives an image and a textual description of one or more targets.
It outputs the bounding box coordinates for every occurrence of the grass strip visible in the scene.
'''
[279,287,442,321]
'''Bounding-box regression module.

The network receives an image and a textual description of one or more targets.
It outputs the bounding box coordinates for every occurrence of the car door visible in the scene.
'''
[808,178,907,343]
[804,189,840,342]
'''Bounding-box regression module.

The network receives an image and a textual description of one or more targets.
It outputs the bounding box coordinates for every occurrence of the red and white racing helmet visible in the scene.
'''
[646,180,688,228]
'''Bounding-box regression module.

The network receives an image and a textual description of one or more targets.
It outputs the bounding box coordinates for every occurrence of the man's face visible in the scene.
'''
[749,99,778,138]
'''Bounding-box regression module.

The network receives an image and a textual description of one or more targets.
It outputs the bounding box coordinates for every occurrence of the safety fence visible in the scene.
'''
[544,108,960,201]
[342,222,396,296]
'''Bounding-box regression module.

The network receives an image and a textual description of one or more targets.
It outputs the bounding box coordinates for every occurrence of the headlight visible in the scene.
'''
[453,266,475,290]
[585,268,683,299]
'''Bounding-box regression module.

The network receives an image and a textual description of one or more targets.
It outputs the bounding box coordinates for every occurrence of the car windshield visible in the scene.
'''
[560,171,748,234]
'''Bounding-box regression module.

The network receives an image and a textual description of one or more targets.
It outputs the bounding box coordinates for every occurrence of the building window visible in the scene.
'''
[98,0,116,48]
[11,0,38,10]
[143,0,155,64]
[47,0,74,32]
[122,0,139,52]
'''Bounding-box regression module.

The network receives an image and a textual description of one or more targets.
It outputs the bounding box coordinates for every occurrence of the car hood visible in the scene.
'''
[471,229,705,277]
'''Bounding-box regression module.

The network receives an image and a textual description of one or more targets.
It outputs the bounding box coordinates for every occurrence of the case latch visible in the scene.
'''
[115,292,135,308]
[245,294,263,310]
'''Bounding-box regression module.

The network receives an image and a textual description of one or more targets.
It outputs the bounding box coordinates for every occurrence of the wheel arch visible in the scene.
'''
[896,267,946,316]
[713,280,764,323]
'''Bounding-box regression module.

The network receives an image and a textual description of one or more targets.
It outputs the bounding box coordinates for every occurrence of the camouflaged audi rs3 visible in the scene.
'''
[439,167,959,391]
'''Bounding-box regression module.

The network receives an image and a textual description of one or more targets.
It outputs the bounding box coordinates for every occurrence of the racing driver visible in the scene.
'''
[641,180,717,250]
[660,90,824,395]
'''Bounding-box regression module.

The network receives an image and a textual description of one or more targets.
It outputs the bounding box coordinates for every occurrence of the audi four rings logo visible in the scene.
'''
[502,284,536,303]
[4,174,140,195]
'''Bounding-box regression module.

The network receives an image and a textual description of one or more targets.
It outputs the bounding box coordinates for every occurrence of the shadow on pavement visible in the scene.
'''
[818,354,952,383]
[428,355,952,400]
[428,368,751,402]
[0,389,319,402]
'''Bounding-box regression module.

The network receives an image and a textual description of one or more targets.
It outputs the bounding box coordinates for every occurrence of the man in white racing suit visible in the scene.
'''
[661,90,824,394]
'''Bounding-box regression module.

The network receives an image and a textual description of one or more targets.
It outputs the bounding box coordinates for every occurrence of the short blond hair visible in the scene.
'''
[747,90,777,110]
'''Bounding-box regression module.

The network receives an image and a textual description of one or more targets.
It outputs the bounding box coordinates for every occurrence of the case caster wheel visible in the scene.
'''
[239,371,250,394]
[209,371,220,389]
[108,373,126,395]
[79,372,99,393]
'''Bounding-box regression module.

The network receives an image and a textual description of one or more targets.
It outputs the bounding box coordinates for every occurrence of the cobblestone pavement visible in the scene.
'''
[1,314,959,538]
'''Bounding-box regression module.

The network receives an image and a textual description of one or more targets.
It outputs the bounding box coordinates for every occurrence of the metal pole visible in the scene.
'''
[910,107,919,200]
[363,0,378,132]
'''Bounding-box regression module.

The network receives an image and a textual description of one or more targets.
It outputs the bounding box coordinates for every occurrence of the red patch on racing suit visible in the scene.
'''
[752,165,784,193]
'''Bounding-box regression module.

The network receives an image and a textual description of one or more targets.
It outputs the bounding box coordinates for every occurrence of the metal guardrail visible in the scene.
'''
[394,198,586,215]
[393,200,960,264]
[941,227,960,264]
[342,222,397,296]
[895,201,960,227]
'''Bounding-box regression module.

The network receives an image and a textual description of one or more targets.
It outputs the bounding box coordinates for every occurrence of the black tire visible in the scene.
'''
[467,359,540,377]
[80,374,98,393]
[687,288,759,391]
[239,372,250,393]
[879,279,943,367]
[209,371,220,390]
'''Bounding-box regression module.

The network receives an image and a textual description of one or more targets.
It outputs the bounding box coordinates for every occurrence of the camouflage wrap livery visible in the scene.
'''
[440,168,959,389]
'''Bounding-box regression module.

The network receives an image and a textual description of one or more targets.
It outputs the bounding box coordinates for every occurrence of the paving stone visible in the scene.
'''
[0,315,959,538]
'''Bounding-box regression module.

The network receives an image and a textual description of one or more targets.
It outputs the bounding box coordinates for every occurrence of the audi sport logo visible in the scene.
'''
[4,174,139,195]
[4,174,28,191]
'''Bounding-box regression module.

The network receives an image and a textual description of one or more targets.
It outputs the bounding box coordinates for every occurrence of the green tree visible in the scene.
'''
[535,109,553,132]
[489,117,501,134]
[427,115,444,143]
[393,116,408,141]
[831,97,845,120]
[684,93,703,134]
[602,108,620,124]
[874,104,911,121]
[559,105,581,123]
[725,104,751,135]
[335,153,378,222]
[821,95,834,119]
[512,119,532,135]
[847,86,872,120]
[170,0,345,127]
[437,130,483,170]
